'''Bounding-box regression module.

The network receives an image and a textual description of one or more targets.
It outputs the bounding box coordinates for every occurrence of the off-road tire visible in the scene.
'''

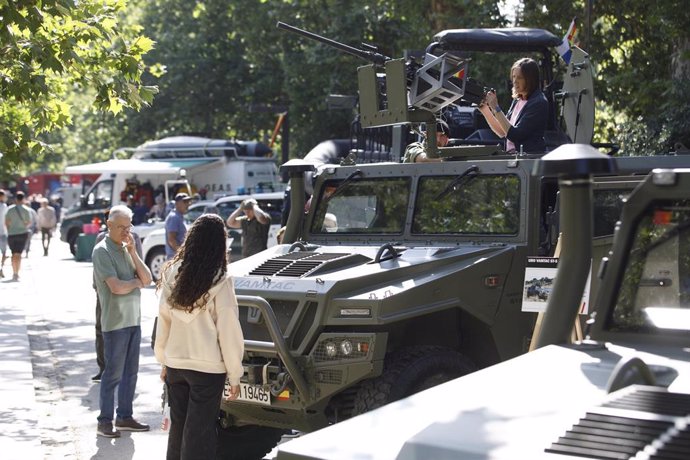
[353,345,476,415]
[216,424,286,460]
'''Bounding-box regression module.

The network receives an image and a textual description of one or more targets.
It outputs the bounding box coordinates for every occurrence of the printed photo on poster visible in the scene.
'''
[522,257,558,312]
[522,256,592,313]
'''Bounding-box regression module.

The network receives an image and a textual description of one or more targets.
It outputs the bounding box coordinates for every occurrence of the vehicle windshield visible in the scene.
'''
[610,200,690,333]
[310,177,410,234]
[412,174,520,234]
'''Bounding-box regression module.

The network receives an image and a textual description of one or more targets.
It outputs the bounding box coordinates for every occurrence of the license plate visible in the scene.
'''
[224,381,271,406]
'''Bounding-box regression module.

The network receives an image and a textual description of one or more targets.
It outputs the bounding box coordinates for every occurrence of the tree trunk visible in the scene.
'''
[672,37,690,80]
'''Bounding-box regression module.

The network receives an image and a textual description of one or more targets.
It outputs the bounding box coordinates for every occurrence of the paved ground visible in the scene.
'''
[0,231,286,459]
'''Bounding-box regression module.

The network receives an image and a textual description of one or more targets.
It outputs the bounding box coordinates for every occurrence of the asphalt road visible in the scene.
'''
[0,231,284,459]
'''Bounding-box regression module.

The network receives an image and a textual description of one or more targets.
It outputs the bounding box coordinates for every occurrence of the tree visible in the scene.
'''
[521,0,690,153]
[118,0,505,159]
[0,0,156,177]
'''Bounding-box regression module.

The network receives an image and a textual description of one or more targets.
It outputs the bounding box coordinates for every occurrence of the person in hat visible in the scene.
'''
[226,198,271,258]
[402,119,450,163]
[165,193,192,260]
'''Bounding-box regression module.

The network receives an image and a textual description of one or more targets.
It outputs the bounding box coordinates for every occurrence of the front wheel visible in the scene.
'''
[216,424,286,460]
[353,345,476,415]
[145,247,166,281]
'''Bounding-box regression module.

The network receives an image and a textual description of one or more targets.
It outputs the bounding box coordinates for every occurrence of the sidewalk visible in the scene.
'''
[0,266,43,459]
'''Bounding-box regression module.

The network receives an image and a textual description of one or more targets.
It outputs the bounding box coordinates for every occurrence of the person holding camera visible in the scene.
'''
[478,57,547,153]
[402,119,449,163]
[226,198,271,257]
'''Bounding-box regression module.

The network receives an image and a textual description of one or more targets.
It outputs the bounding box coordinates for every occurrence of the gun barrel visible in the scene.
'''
[276,21,389,66]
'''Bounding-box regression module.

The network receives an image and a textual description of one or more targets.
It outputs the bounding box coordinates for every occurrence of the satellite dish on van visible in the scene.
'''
[561,46,595,144]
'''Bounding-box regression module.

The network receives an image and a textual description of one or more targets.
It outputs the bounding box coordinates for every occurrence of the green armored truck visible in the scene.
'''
[213,26,690,459]
[273,147,690,460]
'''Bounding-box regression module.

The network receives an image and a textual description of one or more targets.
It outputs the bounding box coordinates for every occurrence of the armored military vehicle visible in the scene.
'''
[212,26,690,459]
[273,146,690,460]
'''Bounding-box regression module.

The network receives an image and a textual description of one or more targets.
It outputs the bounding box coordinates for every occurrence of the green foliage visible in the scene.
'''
[111,0,506,159]
[0,0,156,178]
[522,0,690,153]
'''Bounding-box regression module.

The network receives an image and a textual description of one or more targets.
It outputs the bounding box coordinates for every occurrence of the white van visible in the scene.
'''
[60,136,283,254]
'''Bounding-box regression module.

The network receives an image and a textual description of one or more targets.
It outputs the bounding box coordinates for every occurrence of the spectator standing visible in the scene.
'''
[164,193,192,260]
[132,196,149,225]
[92,217,143,382]
[37,198,57,256]
[23,204,38,258]
[226,198,270,258]
[155,214,244,460]
[4,191,32,281]
[148,194,166,220]
[92,205,152,438]
[0,189,8,278]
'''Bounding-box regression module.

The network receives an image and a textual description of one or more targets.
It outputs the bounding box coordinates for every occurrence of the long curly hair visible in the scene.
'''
[157,213,228,312]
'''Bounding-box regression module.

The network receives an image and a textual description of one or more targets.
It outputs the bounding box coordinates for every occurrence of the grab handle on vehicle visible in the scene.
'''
[372,242,401,263]
[235,295,310,402]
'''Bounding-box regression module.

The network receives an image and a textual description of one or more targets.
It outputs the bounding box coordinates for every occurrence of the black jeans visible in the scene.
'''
[166,367,225,460]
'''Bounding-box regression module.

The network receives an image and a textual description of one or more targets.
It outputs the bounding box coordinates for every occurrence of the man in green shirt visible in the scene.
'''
[92,205,153,438]
[4,191,32,281]
[402,120,450,163]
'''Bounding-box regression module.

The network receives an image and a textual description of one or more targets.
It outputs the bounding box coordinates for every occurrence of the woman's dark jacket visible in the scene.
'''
[505,88,548,153]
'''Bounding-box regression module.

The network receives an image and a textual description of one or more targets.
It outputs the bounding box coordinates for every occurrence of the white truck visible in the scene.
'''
[59,136,284,255]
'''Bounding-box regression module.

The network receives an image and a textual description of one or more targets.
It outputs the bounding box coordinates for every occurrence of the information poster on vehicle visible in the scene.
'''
[521,256,592,313]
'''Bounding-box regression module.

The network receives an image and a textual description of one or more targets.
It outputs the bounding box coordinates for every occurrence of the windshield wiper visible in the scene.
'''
[325,169,364,202]
[435,165,479,200]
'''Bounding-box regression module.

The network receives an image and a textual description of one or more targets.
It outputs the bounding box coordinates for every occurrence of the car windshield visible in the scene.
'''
[310,177,410,234]
[412,174,520,235]
[609,200,690,334]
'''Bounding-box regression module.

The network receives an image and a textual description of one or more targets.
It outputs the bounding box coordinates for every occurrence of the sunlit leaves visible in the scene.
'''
[0,0,157,174]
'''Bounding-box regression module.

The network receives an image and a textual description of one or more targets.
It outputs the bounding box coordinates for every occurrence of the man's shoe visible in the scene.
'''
[97,423,121,438]
[0,269,4,278]
[91,372,103,382]
[115,418,150,432]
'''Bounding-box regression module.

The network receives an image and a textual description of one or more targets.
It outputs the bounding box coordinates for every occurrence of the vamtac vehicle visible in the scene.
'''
[274,148,690,460]
[210,25,690,460]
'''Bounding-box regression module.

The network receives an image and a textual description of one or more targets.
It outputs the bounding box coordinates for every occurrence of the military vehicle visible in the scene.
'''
[273,146,690,460]
[213,26,690,459]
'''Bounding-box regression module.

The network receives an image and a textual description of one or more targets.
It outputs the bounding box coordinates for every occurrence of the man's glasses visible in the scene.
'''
[114,224,133,232]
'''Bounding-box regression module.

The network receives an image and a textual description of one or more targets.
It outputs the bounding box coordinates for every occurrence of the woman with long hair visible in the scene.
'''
[478,57,548,153]
[154,214,243,460]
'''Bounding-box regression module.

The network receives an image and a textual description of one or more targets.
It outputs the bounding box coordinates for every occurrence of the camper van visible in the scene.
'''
[59,136,284,254]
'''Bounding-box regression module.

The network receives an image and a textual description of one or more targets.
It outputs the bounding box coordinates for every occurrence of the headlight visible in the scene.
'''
[325,342,338,358]
[339,340,353,356]
[311,334,374,362]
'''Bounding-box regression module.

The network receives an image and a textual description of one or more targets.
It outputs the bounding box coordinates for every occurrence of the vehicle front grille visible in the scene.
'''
[546,386,690,459]
[238,299,298,342]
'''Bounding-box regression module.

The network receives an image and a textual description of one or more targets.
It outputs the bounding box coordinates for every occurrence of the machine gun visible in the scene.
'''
[277,21,500,159]
[277,21,487,116]
[277,21,391,67]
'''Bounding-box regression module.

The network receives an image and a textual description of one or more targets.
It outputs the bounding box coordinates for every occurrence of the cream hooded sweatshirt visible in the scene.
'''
[154,262,244,385]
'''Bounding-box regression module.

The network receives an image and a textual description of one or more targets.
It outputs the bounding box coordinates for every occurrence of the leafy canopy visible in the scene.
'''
[0,0,157,169]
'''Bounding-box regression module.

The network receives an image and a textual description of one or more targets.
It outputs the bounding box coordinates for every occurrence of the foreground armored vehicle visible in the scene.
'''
[274,149,690,460]
[216,151,690,458]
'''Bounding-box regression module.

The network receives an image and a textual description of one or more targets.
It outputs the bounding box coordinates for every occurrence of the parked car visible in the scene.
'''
[213,191,285,254]
[184,199,219,224]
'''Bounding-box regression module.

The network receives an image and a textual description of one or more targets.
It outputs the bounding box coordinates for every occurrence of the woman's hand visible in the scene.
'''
[225,384,240,401]
[484,90,498,110]
[160,366,167,382]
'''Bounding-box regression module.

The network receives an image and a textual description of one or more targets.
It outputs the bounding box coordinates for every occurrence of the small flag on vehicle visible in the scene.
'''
[556,18,578,65]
